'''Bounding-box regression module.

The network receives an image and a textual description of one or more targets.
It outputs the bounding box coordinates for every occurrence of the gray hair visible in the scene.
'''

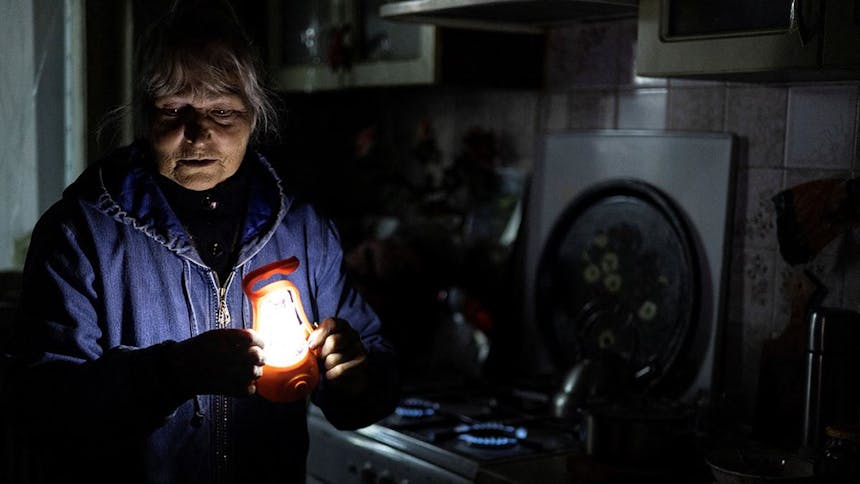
[132,1,279,143]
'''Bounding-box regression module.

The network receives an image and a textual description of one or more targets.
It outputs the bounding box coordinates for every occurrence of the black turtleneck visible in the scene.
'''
[156,163,250,285]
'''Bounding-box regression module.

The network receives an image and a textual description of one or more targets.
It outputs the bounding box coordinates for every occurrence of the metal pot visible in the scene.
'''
[706,447,815,484]
[551,359,592,419]
[584,399,698,469]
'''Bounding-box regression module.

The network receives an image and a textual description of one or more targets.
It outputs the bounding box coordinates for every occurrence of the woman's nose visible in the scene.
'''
[183,110,211,143]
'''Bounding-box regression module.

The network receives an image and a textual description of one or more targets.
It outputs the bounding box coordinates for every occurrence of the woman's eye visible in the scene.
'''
[159,107,182,117]
[211,109,233,118]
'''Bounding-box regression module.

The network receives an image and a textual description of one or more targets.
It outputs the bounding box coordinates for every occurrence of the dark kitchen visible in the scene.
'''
[2,0,860,483]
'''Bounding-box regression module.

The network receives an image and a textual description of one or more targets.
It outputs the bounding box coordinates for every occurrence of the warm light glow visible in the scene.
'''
[257,291,309,367]
[243,257,319,402]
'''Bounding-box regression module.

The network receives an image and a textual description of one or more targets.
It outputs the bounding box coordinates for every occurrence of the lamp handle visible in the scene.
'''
[243,257,316,334]
[242,256,301,297]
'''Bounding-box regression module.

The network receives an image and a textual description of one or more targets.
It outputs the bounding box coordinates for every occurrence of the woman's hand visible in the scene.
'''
[308,318,369,397]
[169,328,266,397]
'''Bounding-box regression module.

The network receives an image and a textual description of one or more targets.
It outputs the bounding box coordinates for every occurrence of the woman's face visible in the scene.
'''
[150,91,252,191]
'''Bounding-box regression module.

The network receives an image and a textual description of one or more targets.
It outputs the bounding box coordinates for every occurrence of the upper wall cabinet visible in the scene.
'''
[266,0,545,92]
[636,0,860,81]
[267,0,431,91]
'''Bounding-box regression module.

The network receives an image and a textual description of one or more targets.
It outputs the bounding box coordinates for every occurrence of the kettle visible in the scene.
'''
[552,359,592,419]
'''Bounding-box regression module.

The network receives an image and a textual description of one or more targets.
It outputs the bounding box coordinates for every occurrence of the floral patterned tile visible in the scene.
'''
[785,84,858,170]
[668,86,726,132]
[732,168,782,251]
[726,247,777,418]
[804,255,845,308]
[568,89,616,129]
[771,254,843,337]
[727,247,776,328]
[725,86,788,169]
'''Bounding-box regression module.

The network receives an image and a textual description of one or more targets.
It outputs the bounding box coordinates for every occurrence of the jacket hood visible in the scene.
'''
[65,141,289,268]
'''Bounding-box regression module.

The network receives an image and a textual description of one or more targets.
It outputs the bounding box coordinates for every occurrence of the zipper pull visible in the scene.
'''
[191,396,205,427]
[217,286,231,328]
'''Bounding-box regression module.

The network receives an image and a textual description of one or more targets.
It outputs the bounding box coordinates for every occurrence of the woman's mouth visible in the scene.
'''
[179,158,217,167]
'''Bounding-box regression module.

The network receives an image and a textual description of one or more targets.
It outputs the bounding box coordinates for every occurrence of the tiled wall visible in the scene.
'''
[363,19,860,423]
[541,19,860,422]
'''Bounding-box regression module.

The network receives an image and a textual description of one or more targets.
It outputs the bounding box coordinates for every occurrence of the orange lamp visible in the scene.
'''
[242,257,319,403]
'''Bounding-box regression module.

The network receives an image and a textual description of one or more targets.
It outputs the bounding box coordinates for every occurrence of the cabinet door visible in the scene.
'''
[637,0,820,79]
[347,0,436,87]
[823,0,860,69]
[267,0,435,91]
[267,0,345,91]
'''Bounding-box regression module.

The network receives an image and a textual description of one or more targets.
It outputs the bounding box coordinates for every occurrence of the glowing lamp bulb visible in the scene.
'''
[243,257,319,403]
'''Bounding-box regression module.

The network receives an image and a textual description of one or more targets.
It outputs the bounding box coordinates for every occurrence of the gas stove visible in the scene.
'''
[306,386,584,483]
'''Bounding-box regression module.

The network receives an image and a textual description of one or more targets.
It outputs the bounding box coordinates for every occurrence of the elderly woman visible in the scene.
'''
[2,2,398,483]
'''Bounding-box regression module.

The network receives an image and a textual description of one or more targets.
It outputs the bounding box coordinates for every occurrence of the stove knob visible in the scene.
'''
[359,462,376,484]
[377,470,395,484]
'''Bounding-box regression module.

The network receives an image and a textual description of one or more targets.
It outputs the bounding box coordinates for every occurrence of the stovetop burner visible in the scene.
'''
[308,386,710,484]
[306,383,603,484]
[455,422,527,449]
[375,387,582,462]
[394,397,439,418]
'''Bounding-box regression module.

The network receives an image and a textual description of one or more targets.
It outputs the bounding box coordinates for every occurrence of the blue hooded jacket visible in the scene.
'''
[4,142,399,484]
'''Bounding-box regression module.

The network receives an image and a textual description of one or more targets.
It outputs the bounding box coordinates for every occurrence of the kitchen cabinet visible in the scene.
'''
[266,0,433,91]
[636,0,860,81]
[266,0,544,92]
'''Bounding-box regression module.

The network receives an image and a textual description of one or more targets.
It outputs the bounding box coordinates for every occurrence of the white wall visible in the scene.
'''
[0,0,38,270]
[0,0,84,270]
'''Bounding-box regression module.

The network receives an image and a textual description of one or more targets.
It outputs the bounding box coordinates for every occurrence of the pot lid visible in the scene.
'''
[536,179,699,397]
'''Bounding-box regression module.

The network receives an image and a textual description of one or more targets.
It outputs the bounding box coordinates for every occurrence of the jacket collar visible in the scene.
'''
[72,140,288,268]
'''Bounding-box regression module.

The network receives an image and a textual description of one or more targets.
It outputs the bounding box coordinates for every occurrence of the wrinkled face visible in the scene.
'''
[150,92,252,191]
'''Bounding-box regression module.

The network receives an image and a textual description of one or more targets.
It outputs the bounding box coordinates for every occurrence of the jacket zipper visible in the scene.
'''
[213,271,234,484]
[216,275,232,329]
